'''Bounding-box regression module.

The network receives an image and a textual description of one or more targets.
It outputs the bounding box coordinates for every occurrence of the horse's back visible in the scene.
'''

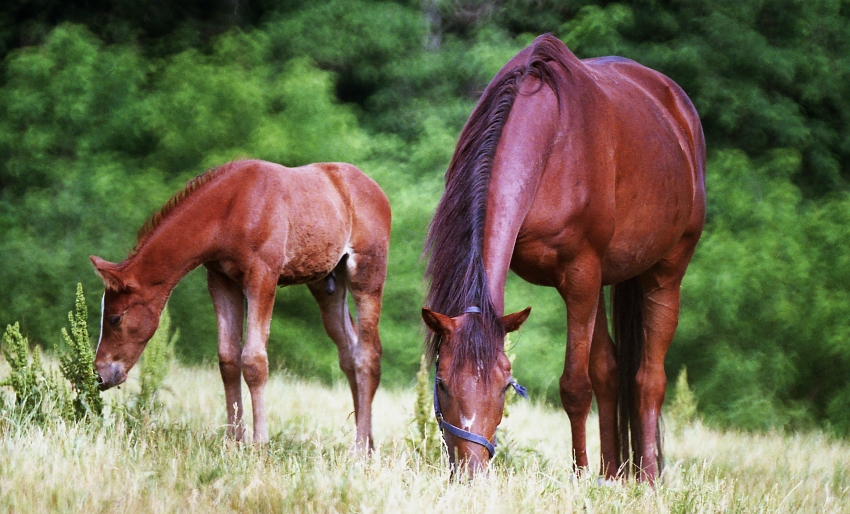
[584,56,705,185]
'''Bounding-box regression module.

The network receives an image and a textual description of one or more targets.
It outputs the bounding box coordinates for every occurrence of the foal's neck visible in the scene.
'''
[126,203,220,296]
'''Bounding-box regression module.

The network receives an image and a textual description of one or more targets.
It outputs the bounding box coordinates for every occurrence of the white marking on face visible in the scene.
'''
[460,414,476,430]
[96,292,105,353]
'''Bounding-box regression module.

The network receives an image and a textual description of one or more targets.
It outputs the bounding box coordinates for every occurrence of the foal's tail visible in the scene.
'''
[611,277,663,477]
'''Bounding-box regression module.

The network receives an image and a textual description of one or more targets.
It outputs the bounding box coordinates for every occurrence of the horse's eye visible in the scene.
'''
[436,378,448,394]
[108,314,123,326]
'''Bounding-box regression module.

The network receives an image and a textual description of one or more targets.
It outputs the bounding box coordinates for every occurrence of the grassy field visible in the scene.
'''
[0,363,848,513]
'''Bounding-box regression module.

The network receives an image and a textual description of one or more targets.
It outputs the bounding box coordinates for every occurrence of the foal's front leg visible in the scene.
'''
[242,273,277,443]
[206,266,246,440]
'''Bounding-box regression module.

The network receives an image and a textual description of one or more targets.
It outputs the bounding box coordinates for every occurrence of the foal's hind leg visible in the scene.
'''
[308,255,384,451]
[589,290,619,479]
[206,266,247,441]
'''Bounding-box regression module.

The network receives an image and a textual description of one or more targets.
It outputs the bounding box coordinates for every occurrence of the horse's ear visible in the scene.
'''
[501,307,531,333]
[422,308,456,335]
[90,255,126,291]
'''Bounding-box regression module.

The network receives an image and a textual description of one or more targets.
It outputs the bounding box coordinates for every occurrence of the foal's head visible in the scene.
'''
[422,306,530,472]
[90,255,164,390]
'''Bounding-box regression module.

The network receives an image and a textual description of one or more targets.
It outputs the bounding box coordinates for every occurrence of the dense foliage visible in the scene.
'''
[1,0,849,435]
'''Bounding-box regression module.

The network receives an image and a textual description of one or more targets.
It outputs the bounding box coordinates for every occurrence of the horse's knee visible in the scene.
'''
[241,349,268,387]
[218,357,241,383]
[559,371,593,416]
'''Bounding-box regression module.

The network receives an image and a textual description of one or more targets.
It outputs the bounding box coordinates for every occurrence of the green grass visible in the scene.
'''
[0,362,847,513]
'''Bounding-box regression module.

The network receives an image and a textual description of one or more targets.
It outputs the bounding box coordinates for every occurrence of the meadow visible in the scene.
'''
[1,362,847,513]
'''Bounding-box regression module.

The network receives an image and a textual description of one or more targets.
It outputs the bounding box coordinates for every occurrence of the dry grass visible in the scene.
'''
[0,363,847,513]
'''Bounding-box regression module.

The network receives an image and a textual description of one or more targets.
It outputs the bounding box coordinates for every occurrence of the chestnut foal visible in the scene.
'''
[91,159,390,448]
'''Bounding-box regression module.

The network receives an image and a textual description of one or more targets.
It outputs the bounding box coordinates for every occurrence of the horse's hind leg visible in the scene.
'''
[589,290,620,479]
[634,239,697,482]
[206,265,247,441]
[308,255,384,450]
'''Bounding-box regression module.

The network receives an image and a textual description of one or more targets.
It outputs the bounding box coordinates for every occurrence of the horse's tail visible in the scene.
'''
[611,276,663,476]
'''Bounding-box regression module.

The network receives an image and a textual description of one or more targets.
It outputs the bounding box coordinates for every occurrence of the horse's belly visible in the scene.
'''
[599,199,694,284]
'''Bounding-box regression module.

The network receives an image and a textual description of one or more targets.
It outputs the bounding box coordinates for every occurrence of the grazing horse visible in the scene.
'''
[90,159,390,448]
[422,34,705,481]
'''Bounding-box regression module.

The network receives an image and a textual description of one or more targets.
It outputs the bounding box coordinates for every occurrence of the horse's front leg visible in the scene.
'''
[242,271,277,444]
[206,266,247,441]
[556,253,603,474]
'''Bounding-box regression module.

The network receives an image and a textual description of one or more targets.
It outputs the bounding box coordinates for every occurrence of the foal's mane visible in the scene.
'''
[132,161,237,255]
[424,34,569,377]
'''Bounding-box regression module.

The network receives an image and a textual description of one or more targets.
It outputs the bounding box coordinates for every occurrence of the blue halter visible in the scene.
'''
[432,306,528,459]
[433,373,528,458]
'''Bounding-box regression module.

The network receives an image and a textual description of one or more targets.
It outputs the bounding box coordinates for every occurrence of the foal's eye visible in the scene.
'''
[107,314,123,326]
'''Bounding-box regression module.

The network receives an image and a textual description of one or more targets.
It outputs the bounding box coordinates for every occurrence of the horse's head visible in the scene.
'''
[421,306,531,473]
[90,255,163,390]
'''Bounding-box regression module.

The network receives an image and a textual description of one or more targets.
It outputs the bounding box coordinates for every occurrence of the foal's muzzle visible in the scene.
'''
[96,361,126,390]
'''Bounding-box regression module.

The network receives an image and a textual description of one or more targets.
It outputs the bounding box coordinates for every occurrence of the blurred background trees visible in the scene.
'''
[1,0,849,435]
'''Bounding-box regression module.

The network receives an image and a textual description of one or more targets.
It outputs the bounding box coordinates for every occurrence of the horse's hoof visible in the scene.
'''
[596,477,619,487]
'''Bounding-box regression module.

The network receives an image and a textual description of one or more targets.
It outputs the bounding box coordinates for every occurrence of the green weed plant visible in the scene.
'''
[0,283,102,423]
[668,367,698,434]
[0,322,64,422]
[136,306,178,413]
[59,283,103,419]
[409,353,441,462]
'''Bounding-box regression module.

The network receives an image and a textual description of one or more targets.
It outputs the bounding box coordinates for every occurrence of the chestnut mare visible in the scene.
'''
[422,34,705,481]
[91,159,390,448]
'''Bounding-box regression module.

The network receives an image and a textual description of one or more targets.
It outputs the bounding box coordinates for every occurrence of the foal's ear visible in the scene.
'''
[90,255,127,291]
[501,307,531,333]
[422,308,456,335]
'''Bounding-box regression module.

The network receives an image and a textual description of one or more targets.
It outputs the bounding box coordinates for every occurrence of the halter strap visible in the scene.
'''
[432,358,528,459]
[463,306,481,314]
[433,379,497,458]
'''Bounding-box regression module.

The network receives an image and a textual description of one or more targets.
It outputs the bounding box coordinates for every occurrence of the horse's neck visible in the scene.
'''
[482,175,539,315]
[482,96,556,314]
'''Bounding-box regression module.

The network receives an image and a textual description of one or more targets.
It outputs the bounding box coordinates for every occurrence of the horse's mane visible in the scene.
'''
[423,34,569,378]
[132,161,238,255]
